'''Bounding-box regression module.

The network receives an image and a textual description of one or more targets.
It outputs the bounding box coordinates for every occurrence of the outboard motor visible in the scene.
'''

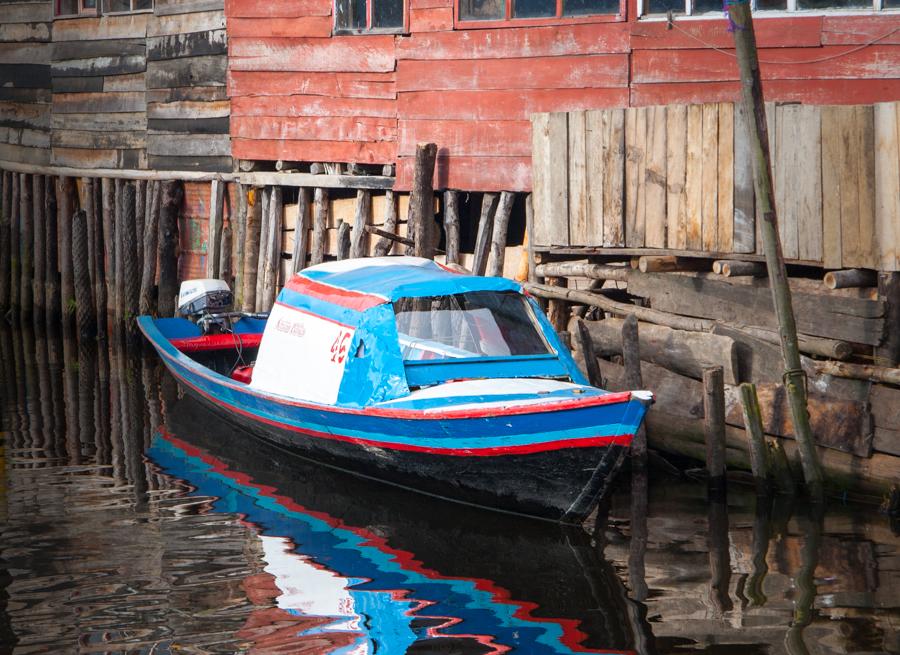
[177,279,234,334]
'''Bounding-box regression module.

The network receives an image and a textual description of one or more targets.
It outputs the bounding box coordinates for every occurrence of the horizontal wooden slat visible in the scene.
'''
[232,94,395,118]
[148,133,230,156]
[147,98,229,119]
[0,3,53,24]
[230,37,396,73]
[232,137,395,164]
[147,116,229,133]
[52,38,145,61]
[0,88,51,103]
[52,129,145,149]
[232,115,395,142]
[53,14,150,41]
[631,16,823,50]
[396,55,628,92]
[227,16,331,38]
[0,126,50,149]
[821,16,900,45]
[104,72,146,92]
[0,63,50,88]
[398,119,531,157]
[396,22,629,60]
[0,22,50,43]
[395,155,532,192]
[51,55,146,78]
[0,43,50,65]
[148,154,232,171]
[52,146,145,169]
[0,142,50,165]
[52,112,147,132]
[146,55,226,88]
[147,29,226,61]
[52,76,103,94]
[53,91,146,113]
[224,0,331,17]
[228,70,395,99]
[154,0,225,16]
[0,101,49,129]
[146,85,227,103]
[398,88,628,120]
[408,6,453,32]
[147,10,225,37]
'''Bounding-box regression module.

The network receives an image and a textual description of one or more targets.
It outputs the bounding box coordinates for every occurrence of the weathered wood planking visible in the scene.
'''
[684,104,703,251]
[567,111,588,246]
[228,70,395,100]
[624,106,646,248]
[666,104,687,250]
[732,100,755,254]
[776,104,822,262]
[600,109,625,247]
[147,30,227,61]
[716,103,733,253]
[874,102,900,272]
[531,112,568,247]
[230,37,397,73]
[644,105,666,248]
[700,103,718,253]
[146,55,227,88]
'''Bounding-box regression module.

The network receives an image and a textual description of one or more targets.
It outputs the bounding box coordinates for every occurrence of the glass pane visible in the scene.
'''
[134,0,152,9]
[797,0,869,7]
[692,0,721,11]
[885,0,899,6]
[104,0,131,11]
[57,0,78,13]
[755,0,787,8]
[459,0,505,20]
[563,0,618,15]
[82,0,97,8]
[645,0,683,13]
[513,0,555,18]
[335,0,367,30]
[372,0,403,28]
[394,292,551,361]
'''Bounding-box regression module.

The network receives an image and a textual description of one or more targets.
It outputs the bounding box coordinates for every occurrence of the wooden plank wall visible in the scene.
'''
[0,0,52,166]
[46,0,230,171]
[532,101,900,272]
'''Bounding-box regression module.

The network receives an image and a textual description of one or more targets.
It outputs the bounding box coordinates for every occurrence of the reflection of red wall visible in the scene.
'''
[226,0,900,192]
[237,570,363,654]
[178,182,237,284]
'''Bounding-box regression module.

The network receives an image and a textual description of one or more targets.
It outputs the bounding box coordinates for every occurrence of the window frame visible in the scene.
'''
[455,0,626,29]
[333,0,409,35]
[637,0,895,17]
[101,0,154,16]
[54,0,98,18]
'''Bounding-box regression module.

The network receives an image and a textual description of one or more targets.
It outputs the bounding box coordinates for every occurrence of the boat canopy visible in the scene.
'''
[248,257,584,407]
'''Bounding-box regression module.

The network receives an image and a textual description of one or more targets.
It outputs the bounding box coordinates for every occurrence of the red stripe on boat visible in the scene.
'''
[170,333,263,352]
[286,275,386,312]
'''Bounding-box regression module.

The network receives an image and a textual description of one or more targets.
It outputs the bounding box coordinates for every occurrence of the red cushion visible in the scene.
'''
[231,365,254,384]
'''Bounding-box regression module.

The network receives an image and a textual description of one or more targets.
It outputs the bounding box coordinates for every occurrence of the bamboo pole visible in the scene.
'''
[292,187,310,272]
[350,189,371,259]
[311,187,328,265]
[487,191,514,277]
[472,193,498,276]
[374,190,397,257]
[408,143,437,259]
[739,382,771,496]
[157,180,183,317]
[728,0,822,500]
[443,190,460,265]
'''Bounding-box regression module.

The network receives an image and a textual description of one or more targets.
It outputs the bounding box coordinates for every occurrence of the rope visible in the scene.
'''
[667,12,900,66]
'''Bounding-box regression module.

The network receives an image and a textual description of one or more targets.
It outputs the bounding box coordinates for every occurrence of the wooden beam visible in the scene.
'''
[408,142,437,260]
[824,268,877,290]
[240,173,395,191]
[0,158,235,182]
[534,262,628,281]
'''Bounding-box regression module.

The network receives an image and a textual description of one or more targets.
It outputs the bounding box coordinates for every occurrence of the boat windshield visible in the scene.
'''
[393,291,552,361]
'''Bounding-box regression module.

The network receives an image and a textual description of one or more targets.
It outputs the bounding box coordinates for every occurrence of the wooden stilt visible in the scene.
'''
[44,177,60,332]
[32,175,45,333]
[311,187,328,265]
[139,181,160,316]
[158,180,183,317]
[234,184,248,308]
[241,187,261,313]
[72,209,96,441]
[443,190,460,265]
[134,179,146,277]
[101,179,115,320]
[337,220,351,260]
[472,193,498,276]
[740,382,772,496]
[622,314,647,463]
[350,189,371,259]
[113,179,125,329]
[704,366,727,497]
[260,186,282,311]
[374,190,397,257]
[408,142,438,259]
[0,171,10,316]
[574,318,603,387]
[9,173,19,318]
[292,187,310,272]
[207,179,225,279]
[707,494,733,616]
[255,187,271,311]
[487,191,514,277]
[220,220,233,288]
[121,182,140,340]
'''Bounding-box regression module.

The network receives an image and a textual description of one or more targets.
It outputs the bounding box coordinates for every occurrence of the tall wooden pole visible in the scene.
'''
[408,142,437,259]
[727,2,822,499]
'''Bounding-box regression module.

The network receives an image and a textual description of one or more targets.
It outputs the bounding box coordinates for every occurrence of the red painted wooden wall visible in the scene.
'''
[226,0,900,192]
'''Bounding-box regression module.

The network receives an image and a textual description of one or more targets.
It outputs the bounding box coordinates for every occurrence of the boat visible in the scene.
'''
[138,256,652,523]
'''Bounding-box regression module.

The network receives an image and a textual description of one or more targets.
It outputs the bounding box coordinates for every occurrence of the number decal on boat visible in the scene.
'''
[330,331,351,364]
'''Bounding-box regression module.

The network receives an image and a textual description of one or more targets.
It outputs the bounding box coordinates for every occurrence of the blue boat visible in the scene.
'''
[139,256,652,523]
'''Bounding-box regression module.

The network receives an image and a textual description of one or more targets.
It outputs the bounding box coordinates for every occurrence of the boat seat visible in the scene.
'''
[231,365,254,384]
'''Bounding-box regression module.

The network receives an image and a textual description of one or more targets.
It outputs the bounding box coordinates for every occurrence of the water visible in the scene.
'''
[1,326,898,654]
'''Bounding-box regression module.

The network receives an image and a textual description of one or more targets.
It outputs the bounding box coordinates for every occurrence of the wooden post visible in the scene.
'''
[739,382,771,496]
[704,366,726,496]
[32,175,45,333]
[374,190,398,257]
[72,209,96,439]
[628,466,649,603]
[234,184,248,308]
[487,191,514,277]
[101,179,115,320]
[0,172,10,317]
[707,493,733,617]
[220,220,233,288]
[728,1,822,500]
[113,179,125,329]
[574,318,603,387]
[45,176,60,331]
[472,193,498,276]
[823,268,877,290]
[9,173,19,318]
[139,181,160,316]
[260,186,282,311]
[767,438,796,496]
[241,187,261,312]
[443,190,460,265]
[337,220,351,260]
[158,180,183,317]
[311,187,328,265]
[408,142,438,259]
[121,182,140,339]
[350,189,371,259]
[57,177,76,334]
[292,187,310,272]
[622,314,647,463]
[19,174,33,328]
[255,187,271,310]
[875,272,900,367]
[525,193,537,284]
[720,260,767,277]
[134,179,145,277]
[207,179,225,279]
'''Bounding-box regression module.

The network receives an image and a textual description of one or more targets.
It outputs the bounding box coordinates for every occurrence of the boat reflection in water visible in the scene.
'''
[151,396,640,655]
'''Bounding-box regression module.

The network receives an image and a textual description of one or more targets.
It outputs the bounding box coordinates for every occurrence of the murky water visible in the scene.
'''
[1,326,898,654]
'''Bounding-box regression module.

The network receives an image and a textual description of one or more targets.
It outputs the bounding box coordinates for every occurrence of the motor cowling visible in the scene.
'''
[177,279,234,332]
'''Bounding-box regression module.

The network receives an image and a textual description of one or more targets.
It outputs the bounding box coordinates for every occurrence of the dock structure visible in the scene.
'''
[0,1,898,497]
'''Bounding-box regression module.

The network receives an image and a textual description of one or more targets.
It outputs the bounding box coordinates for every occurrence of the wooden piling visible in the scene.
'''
[720,260,767,277]
[32,175,45,333]
[260,185,282,311]
[241,188,261,312]
[57,177,76,334]
[72,209,96,441]
[487,191,514,277]
[374,190,397,257]
[139,181,160,316]
[704,366,727,495]
[113,179,125,329]
[739,382,771,495]
[311,187,328,265]
[292,187,310,273]
[350,189,371,260]
[574,318,603,387]
[207,179,225,279]
[9,173,19,318]
[535,262,628,281]
[220,221,233,288]
[255,187,271,310]
[44,176,60,331]
[622,314,647,462]
[408,143,438,259]
[158,180,183,317]
[727,1,823,500]
[823,268,877,290]
[337,220,351,260]
[875,272,900,367]
[442,190,460,265]
[135,179,146,277]
[234,184,248,308]
[121,182,140,341]
[19,174,33,329]
[0,171,10,316]
[100,179,115,319]
[473,193,498,276]
[707,494,733,616]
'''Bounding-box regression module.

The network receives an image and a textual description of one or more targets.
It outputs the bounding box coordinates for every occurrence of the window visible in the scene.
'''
[103,0,152,13]
[335,0,405,33]
[459,0,619,20]
[642,0,894,14]
[394,292,551,362]
[55,0,97,17]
